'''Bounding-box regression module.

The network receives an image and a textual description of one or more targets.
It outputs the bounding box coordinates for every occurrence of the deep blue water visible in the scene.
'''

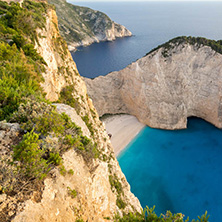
[68,1,222,78]
[118,118,222,221]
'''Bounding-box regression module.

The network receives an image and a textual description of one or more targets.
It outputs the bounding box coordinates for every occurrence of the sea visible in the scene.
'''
[69,1,222,78]
[67,1,222,221]
[118,118,222,221]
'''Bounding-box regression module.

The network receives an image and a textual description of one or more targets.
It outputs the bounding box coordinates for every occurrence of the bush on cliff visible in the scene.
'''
[0,42,44,121]
[114,206,209,222]
[13,130,50,180]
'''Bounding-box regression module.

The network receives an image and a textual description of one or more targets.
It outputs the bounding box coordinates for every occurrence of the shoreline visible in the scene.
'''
[102,114,145,156]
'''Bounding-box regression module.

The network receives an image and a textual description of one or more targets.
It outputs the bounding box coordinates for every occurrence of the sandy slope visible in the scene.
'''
[103,114,145,156]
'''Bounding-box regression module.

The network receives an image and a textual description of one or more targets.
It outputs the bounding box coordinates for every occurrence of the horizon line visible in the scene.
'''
[73,0,222,2]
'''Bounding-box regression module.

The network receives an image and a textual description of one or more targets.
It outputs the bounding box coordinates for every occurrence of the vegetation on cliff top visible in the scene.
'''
[0,0,49,121]
[114,206,209,222]
[147,36,222,57]
[47,0,128,48]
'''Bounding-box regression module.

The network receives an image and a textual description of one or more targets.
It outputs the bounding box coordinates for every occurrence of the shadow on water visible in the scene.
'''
[144,177,175,215]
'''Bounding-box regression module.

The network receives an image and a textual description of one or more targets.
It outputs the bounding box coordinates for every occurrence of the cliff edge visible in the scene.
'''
[85,37,222,130]
[47,0,132,51]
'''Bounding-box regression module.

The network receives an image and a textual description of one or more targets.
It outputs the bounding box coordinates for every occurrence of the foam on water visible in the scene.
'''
[118,118,222,221]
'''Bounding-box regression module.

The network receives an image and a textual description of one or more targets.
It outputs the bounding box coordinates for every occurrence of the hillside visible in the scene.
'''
[0,1,141,221]
[47,0,132,51]
[85,36,222,130]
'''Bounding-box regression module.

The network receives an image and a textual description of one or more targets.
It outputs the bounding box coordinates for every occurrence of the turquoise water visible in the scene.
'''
[118,118,222,221]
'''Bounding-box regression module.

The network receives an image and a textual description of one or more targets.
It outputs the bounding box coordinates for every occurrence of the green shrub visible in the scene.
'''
[67,186,77,198]
[59,165,67,176]
[60,112,82,134]
[0,1,9,15]
[13,130,50,179]
[12,34,26,49]
[12,104,67,137]
[10,100,99,164]
[0,42,44,121]
[109,174,123,195]
[58,85,81,114]
[197,211,210,222]
[0,1,48,43]
[35,111,65,136]
[22,43,47,65]
[114,206,210,222]
[64,134,80,147]
[48,152,62,166]
[78,136,100,159]
[81,115,94,136]
[0,42,17,60]
[59,165,66,176]
[75,219,84,222]
[116,195,126,209]
[9,100,53,130]
[109,174,126,209]
[68,169,74,175]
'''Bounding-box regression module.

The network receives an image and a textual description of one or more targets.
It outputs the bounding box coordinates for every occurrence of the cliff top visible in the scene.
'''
[147,36,222,57]
[47,0,131,50]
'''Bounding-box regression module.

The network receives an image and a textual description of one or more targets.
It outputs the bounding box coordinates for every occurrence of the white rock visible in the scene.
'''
[85,43,222,129]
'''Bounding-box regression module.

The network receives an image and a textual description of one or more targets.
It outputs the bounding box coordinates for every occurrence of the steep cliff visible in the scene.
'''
[85,37,222,130]
[0,1,141,221]
[47,0,132,51]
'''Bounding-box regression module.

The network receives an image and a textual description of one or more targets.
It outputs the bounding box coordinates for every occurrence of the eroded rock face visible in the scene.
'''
[85,43,222,129]
[36,8,79,101]
[11,104,141,222]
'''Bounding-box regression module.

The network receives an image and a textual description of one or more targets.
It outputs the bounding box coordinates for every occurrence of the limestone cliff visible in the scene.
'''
[0,1,141,221]
[47,0,132,51]
[85,37,222,130]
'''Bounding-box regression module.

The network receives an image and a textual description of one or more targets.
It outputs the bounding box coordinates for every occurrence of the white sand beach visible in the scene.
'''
[102,114,145,156]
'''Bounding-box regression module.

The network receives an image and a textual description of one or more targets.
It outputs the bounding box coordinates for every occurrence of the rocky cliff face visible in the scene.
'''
[36,7,78,101]
[85,38,222,130]
[0,1,141,221]
[10,103,141,221]
[47,0,132,51]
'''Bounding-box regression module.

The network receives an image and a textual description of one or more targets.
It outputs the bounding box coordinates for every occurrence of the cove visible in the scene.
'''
[117,117,222,221]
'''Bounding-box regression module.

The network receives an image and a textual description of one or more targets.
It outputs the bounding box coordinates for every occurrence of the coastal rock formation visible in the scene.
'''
[48,0,132,51]
[85,37,222,129]
[0,1,141,221]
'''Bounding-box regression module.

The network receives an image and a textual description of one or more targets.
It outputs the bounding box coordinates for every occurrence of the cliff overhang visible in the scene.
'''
[85,36,222,130]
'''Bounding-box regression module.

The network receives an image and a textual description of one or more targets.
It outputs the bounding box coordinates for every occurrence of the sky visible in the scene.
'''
[73,0,222,1]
